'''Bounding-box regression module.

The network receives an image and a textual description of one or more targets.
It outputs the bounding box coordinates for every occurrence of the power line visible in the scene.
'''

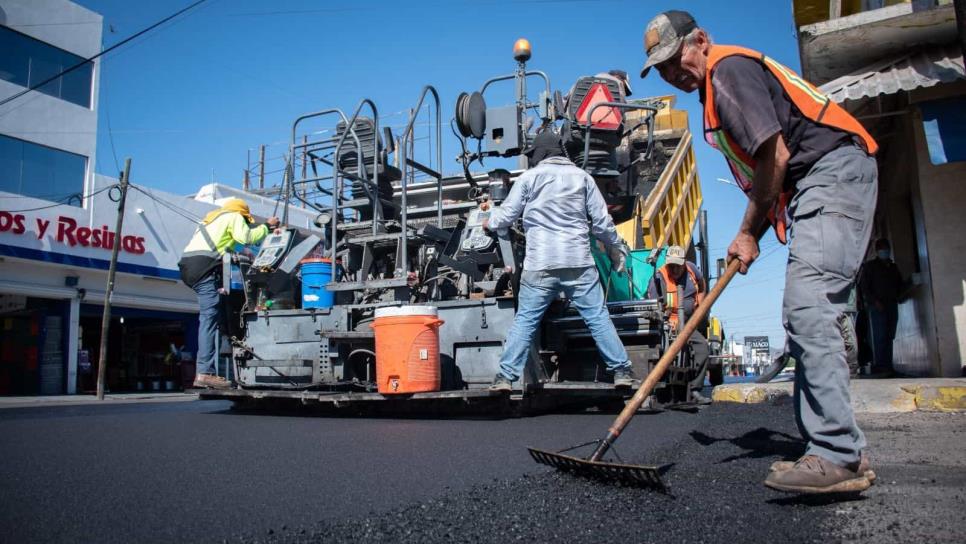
[0,0,210,109]
[1,185,116,213]
[128,184,202,223]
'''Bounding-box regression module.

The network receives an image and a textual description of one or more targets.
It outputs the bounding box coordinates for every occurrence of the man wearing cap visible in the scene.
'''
[640,10,879,494]
[564,69,634,114]
[481,129,634,391]
[646,246,709,399]
[178,199,280,389]
[593,69,634,101]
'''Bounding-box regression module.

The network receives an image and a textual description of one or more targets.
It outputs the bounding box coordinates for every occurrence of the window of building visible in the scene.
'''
[0,25,93,108]
[920,97,966,165]
[0,134,87,206]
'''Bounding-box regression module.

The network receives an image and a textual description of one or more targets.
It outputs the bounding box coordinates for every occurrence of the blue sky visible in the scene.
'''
[74,0,800,348]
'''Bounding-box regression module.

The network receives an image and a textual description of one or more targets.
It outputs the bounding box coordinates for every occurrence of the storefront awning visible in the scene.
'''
[819,44,965,103]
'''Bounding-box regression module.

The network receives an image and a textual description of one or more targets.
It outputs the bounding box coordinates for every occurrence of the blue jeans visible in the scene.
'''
[498,266,630,382]
[193,275,221,376]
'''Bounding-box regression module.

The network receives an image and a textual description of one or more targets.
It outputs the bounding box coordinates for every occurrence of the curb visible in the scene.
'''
[903,385,966,412]
[712,379,966,413]
[710,384,791,405]
[0,393,199,410]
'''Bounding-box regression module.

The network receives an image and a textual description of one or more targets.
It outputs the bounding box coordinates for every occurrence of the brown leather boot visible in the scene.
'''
[770,451,876,483]
[764,454,871,494]
[192,373,232,390]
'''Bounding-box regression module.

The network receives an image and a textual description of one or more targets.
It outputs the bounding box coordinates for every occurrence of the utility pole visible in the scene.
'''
[96,158,131,400]
[258,144,266,189]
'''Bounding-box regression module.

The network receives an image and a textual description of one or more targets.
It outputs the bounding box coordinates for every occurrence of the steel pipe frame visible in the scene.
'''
[289,108,365,257]
[479,69,551,99]
[397,85,443,277]
[580,102,658,170]
[480,68,552,168]
[332,99,381,262]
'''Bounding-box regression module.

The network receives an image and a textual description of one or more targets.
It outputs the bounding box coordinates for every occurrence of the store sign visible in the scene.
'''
[744,336,770,351]
[0,211,146,255]
[0,294,27,313]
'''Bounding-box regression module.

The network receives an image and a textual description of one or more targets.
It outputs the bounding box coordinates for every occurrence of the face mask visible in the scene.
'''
[877,250,890,260]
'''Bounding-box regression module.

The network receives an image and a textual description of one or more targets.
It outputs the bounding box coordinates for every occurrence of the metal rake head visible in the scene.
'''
[528,447,670,492]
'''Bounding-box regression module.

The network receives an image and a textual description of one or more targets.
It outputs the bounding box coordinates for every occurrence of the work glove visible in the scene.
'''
[607,240,630,275]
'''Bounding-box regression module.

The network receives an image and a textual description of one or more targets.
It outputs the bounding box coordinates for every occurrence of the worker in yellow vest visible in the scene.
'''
[178,198,279,390]
[646,246,709,399]
[640,10,877,494]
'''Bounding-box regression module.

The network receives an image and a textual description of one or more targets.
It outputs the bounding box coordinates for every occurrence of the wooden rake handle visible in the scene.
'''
[589,258,743,462]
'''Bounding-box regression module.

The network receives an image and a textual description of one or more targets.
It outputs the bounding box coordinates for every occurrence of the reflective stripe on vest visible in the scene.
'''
[702,44,879,245]
[658,264,701,330]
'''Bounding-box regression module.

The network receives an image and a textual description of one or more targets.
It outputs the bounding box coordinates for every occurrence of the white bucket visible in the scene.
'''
[374,305,439,318]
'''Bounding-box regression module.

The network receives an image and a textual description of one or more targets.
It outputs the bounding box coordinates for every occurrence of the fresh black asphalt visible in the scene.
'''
[0,399,962,543]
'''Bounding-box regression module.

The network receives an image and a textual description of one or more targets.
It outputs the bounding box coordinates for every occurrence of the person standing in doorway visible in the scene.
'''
[860,239,906,373]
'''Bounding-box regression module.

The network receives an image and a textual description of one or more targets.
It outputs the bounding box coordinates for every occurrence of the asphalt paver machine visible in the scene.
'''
[199,41,711,414]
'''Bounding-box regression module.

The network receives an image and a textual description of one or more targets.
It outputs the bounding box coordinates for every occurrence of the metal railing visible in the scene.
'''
[333,99,381,247]
[397,85,442,277]
[579,102,658,170]
[287,108,366,233]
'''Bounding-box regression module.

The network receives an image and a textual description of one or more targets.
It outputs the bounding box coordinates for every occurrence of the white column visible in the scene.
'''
[66,296,80,394]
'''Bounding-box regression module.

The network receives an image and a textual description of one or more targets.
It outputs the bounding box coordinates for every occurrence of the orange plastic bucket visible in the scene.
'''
[370,306,445,394]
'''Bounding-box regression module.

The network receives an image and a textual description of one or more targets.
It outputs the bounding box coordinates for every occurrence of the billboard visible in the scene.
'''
[744,336,770,351]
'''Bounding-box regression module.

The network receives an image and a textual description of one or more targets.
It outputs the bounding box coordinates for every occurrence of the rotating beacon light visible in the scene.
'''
[513,38,531,63]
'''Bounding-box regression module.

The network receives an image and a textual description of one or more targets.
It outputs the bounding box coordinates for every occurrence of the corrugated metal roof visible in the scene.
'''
[819,44,965,103]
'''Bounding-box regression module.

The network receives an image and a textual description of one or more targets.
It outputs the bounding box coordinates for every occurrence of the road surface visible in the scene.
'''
[0,399,961,543]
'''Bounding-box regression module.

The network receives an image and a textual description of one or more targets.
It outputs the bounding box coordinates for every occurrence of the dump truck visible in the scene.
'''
[199,41,712,413]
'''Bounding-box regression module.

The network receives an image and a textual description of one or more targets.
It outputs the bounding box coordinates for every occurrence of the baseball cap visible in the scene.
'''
[665,245,686,266]
[640,10,698,78]
[607,69,633,97]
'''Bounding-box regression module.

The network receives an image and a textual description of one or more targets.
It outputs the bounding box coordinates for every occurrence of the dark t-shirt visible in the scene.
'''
[706,56,853,186]
[861,258,905,308]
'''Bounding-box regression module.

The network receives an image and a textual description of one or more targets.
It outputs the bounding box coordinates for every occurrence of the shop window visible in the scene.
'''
[0,25,93,108]
[0,134,87,206]
[920,97,966,165]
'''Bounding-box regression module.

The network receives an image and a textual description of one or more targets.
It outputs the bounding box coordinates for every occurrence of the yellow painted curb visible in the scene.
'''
[905,386,966,412]
[887,391,918,412]
[711,384,789,404]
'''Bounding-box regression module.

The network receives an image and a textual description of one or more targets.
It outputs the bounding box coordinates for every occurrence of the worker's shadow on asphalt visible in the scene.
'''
[767,491,869,506]
[690,427,869,506]
[689,427,804,464]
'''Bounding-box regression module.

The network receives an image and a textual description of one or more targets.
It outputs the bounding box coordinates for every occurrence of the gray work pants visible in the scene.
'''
[784,145,877,467]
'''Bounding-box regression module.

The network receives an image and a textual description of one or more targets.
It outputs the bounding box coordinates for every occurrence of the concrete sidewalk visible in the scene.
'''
[712,377,966,413]
[0,392,198,409]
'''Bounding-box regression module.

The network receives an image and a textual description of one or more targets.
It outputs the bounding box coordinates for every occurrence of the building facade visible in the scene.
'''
[794,0,965,377]
[0,0,320,395]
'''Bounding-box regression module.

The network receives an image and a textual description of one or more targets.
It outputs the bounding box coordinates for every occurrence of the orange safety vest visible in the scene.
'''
[703,45,878,244]
[658,263,704,331]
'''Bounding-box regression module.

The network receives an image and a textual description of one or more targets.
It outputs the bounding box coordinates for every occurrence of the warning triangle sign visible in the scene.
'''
[575,83,621,130]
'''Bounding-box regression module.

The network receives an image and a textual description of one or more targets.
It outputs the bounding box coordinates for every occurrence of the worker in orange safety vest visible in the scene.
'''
[646,245,709,398]
[639,9,878,494]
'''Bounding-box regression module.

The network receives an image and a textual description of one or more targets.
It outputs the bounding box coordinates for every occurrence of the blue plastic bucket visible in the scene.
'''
[300,259,334,309]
